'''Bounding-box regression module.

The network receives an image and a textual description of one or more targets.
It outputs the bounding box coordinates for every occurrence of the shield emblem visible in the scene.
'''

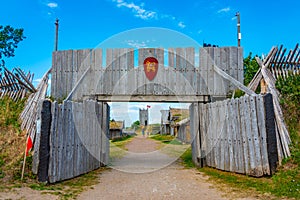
[143,57,158,81]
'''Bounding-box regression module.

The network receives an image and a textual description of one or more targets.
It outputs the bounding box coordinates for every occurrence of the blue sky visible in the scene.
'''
[1,0,299,126]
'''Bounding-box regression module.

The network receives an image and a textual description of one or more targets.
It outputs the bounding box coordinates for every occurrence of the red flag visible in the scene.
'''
[147,105,151,108]
[26,136,33,156]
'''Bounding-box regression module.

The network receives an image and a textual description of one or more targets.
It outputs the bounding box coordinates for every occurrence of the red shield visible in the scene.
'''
[143,57,158,81]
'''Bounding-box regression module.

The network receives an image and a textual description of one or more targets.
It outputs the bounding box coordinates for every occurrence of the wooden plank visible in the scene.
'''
[56,104,63,181]
[48,101,58,183]
[94,49,103,94]
[190,103,200,166]
[213,48,222,95]
[249,95,263,176]
[168,48,175,93]
[67,101,74,179]
[207,103,213,167]
[210,102,216,168]
[186,48,195,95]
[256,95,270,175]
[106,49,113,95]
[77,101,84,175]
[219,100,225,170]
[263,93,278,175]
[239,96,249,174]
[175,48,185,95]
[198,48,205,95]
[102,102,108,165]
[126,48,134,94]
[244,96,256,175]
[224,100,230,171]
[228,99,236,172]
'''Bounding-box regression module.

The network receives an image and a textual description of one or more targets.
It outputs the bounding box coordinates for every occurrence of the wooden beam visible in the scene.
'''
[213,65,256,96]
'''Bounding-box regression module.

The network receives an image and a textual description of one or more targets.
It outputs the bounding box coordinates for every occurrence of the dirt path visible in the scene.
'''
[78,136,257,200]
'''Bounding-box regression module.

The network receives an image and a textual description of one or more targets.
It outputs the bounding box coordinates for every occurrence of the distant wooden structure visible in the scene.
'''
[109,120,125,139]
[175,118,191,143]
[160,108,189,135]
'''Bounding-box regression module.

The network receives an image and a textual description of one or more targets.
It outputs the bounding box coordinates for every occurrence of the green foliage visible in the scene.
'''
[131,120,140,129]
[0,25,25,65]
[0,155,5,179]
[276,75,300,166]
[0,97,25,130]
[243,52,260,86]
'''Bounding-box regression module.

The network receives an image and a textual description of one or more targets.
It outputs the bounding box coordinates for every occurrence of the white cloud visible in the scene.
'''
[217,7,230,13]
[178,21,186,28]
[114,0,157,20]
[125,40,148,48]
[111,0,185,28]
[47,2,58,8]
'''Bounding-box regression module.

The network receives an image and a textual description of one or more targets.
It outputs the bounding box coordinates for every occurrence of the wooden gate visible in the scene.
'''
[51,47,243,102]
[190,94,278,177]
[33,99,110,183]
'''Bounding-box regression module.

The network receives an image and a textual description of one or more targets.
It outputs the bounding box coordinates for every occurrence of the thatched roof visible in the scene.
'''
[110,120,124,130]
[170,108,189,122]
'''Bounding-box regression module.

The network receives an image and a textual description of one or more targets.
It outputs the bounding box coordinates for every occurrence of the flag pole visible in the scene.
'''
[21,135,29,181]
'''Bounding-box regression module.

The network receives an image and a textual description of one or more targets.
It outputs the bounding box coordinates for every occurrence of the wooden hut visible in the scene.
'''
[109,120,125,140]
[160,107,189,135]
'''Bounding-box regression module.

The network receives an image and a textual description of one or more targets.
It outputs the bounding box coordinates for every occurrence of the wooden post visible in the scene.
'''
[236,12,241,47]
[263,93,278,175]
[54,19,59,51]
[260,79,267,94]
[37,100,52,182]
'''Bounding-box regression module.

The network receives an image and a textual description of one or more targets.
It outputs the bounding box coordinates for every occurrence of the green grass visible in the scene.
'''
[150,134,175,142]
[0,97,25,130]
[28,167,105,200]
[109,135,133,161]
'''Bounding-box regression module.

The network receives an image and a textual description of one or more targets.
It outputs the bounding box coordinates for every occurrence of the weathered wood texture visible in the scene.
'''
[190,94,278,177]
[0,66,36,101]
[267,44,300,80]
[36,99,110,183]
[51,47,243,101]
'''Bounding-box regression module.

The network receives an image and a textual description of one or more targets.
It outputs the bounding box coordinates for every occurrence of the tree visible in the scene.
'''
[131,120,140,129]
[0,25,26,66]
[243,52,260,86]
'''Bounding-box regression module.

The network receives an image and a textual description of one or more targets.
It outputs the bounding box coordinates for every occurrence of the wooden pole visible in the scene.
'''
[236,12,241,47]
[21,135,29,181]
[54,19,59,51]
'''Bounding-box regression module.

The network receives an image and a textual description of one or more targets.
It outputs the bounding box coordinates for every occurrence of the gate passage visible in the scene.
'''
[51,47,243,102]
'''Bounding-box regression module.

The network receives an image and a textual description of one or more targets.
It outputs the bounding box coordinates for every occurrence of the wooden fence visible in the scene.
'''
[190,94,278,177]
[0,66,36,101]
[33,99,110,183]
[51,47,243,101]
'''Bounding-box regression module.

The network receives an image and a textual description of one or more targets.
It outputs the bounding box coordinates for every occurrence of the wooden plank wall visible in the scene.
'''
[190,94,277,177]
[51,47,243,100]
[47,100,109,183]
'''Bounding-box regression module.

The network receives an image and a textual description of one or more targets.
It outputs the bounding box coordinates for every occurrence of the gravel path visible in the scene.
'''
[78,136,257,200]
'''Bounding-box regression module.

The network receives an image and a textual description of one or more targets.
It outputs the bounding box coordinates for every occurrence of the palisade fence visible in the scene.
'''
[190,94,278,177]
[33,99,110,183]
